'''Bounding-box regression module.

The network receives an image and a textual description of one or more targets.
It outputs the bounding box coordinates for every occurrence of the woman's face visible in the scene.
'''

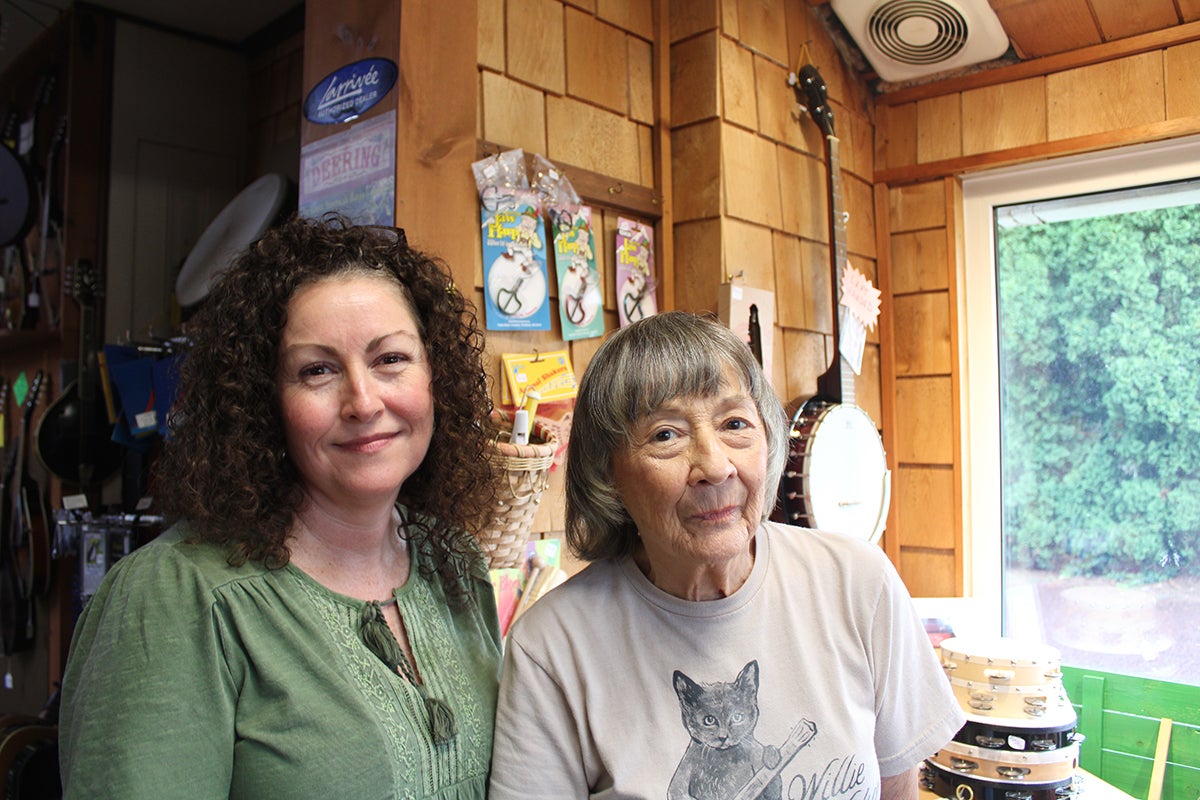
[277,273,435,512]
[610,369,768,570]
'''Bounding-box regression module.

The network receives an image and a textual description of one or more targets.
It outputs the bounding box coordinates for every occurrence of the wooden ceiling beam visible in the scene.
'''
[877,18,1200,105]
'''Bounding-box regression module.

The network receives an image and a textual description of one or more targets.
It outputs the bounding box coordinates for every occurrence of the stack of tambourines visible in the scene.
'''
[923,637,1083,800]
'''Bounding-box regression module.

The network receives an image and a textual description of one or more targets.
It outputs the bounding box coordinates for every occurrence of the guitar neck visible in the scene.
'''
[817,134,855,407]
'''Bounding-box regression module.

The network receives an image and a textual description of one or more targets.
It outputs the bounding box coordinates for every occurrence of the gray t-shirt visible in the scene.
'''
[490,521,965,799]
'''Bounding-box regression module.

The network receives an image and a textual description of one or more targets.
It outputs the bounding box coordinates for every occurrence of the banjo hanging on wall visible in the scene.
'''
[772,62,891,544]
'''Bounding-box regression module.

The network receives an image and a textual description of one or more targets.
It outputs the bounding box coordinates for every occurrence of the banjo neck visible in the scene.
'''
[816,133,854,408]
[794,62,855,409]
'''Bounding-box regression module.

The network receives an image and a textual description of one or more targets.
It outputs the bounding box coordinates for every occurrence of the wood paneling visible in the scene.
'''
[566,7,630,114]
[547,95,644,183]
[801,238,833,334]
[890,230,948,293]
[961,77,1047,155]
[899,549,958,597]
[857,344,883,427]
[896,466,957,550]
[1181,0,1200,21]
[478,0,504,70]
[781,327,828,403]
[917,94,962,163]
[1046,52,1165,140]
[735,0,788,63]
[670,0,718,42]
[1090,0,1179,41]
[1164,40,1200,117]
[672,218,723,312]
[507,0,566,93]
[844,174,877,259]
[990,0,1103,58]
[597,0,654,40]
[876,102,917,171]
[722,123,782,228]
[894,376,954,463]
[480,70,548,155]
[772,232,805,328]
[889,182,947,232]
[892,293,952,376]
[393,0,477,282]
[843,107,875,181]
[721,219,776,293]
[874,23,1200,185]
[671,32,719,126]
[629,35,654,124]
[778,147,827,243]
[719,36,758,129]
[756,55,804,149]
[671,119,722,221]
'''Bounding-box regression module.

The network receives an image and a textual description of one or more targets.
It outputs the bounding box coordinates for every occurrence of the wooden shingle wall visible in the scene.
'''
[477,0,663,535]
[668,0,884,427]
[476,0,891,551]
[875,30,1200,596]
[880,179,963,597]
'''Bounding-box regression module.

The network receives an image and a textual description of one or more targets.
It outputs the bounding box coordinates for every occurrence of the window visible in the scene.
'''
[915,135,1200,686]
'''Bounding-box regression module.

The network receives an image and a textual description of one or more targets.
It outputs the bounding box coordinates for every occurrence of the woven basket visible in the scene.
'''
[476,410,559,569]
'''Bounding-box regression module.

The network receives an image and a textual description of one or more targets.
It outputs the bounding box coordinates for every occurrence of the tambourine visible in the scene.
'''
[921,759,1078,800]
[950,677,1073,721]
[954,715,1081,754]
[941,638,1064,687]
[931,741,1080,785]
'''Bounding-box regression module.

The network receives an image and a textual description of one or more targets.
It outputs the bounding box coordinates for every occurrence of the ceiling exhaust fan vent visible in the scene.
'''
[831,0,1009,83]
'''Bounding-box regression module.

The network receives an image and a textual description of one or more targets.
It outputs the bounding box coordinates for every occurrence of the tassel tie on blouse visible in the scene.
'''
[359,599,457,745]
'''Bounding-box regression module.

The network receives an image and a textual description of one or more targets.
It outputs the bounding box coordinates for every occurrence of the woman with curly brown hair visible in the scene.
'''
[59,215,503,799]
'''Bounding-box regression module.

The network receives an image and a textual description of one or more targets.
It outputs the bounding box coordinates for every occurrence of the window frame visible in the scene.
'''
[909,133,1200,637]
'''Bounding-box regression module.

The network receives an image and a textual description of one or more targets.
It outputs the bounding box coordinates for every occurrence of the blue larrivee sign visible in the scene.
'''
[304,58,398,125]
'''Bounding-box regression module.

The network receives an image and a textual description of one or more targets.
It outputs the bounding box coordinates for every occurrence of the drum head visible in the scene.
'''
[805,404,890,541]
[0,144,34,246]
[175,173,292,307]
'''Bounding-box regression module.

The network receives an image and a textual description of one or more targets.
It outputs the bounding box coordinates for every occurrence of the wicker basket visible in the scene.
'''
[476,410,559,569]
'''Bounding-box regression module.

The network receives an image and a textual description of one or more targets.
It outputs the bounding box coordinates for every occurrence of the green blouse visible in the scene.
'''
[59,523,502,800]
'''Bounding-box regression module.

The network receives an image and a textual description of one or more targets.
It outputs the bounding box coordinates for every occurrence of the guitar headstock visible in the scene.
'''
[24,370,44,418]
[792,63,835,138]
[70,260,102,309]
[1,109,18,150]
[48,115,68,157]
[33,73,57,113]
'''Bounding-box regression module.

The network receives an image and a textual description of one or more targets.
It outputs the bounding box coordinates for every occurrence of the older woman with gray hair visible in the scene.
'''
[489,311,963,800]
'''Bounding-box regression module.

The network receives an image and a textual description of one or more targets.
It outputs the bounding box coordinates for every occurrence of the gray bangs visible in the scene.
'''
[621,346,746,428]
[576,311,762,447]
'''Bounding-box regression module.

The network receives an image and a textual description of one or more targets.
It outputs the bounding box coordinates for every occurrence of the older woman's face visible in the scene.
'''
[276,274,434,511]
[610,369,768,569]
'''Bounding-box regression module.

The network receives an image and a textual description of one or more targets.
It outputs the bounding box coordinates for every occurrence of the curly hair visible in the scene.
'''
[153,214,496,602]
[564,311,788,562]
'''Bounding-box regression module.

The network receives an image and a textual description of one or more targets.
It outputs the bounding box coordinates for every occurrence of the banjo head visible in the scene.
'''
[776,400,891,542]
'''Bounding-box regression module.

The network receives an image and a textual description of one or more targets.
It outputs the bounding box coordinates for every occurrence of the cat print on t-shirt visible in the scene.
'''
[668,660,819,800]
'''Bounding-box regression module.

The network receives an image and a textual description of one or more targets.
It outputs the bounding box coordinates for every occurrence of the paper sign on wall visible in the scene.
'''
[481,190,552,331]
[550,204,603,341]
[615,217,657,327]
[718,282,775,383]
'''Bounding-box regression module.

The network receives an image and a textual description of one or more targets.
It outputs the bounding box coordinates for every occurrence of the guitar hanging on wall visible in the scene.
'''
[772,63,891,544]
[1,371,46,655]
[36,259,125,490]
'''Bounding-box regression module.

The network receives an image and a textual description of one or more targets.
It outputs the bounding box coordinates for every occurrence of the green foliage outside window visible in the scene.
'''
[996,205,1200,581]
